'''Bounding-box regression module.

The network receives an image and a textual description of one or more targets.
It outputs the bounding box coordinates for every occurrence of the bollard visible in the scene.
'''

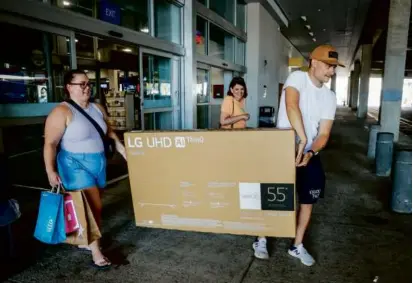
[375,132,394,177]
[367,124,380,160]
[391,151,412,213]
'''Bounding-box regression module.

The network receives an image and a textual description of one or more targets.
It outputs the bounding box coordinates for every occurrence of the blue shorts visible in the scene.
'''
[296,155,325,204]
[57,150,106,190]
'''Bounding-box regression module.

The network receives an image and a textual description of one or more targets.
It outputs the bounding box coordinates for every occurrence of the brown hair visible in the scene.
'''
[63,69,88,97]
[227,76,248,98]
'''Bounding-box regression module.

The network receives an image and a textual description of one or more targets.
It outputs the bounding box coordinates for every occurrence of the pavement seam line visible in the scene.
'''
[230,256,255,283]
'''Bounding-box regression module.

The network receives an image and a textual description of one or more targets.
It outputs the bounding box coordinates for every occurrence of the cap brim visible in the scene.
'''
[321,59,345,68]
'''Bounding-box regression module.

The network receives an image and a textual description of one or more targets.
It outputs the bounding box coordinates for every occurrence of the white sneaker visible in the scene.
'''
[288,244,315,266]
[252,239,269,259]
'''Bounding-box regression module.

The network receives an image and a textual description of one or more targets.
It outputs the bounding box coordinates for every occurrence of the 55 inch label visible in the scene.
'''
[260,183,294,211]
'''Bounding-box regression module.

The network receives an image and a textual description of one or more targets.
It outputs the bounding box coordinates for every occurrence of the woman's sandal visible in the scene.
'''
[91,257,111,270]
[78,245,92,251]
[78,245,102,252]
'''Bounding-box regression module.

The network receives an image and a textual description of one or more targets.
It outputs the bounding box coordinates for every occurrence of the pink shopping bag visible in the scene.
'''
[64,193,80,234]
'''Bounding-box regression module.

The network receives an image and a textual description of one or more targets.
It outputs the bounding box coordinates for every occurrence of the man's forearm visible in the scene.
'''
[286,105,307,142]
[310,134,329,152]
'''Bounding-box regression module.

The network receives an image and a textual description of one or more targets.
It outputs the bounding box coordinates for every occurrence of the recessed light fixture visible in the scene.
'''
[123,48,132,53]
[305,25,311,30]
[318,9,321,12]
[301,16,307,21]
[63,1,71,6]
[323,28,326,31]
[309,32,314,36]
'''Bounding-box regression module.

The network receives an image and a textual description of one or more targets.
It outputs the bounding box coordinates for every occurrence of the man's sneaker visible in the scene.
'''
[252,239,269,259]
[288,243,315,266]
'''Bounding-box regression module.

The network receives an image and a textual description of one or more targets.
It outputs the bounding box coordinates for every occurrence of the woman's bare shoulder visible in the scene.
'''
[48,102,71,118]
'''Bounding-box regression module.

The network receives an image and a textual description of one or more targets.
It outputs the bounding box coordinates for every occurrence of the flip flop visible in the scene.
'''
[78,245,92,252]
[77,245,102,252]
[91,257,111,270]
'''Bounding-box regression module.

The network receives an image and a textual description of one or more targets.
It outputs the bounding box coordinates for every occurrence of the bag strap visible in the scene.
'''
[66,99,107,142]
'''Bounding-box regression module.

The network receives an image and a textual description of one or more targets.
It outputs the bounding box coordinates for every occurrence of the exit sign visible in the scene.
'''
[100,0,120,25]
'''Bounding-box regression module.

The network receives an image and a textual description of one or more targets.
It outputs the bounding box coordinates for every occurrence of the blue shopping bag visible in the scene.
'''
[34,185,66,244]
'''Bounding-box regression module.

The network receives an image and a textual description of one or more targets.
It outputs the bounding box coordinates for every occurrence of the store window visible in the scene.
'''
[75,33,140,130]
[56,0,150,34]
[235,39,245,66]
[0,22,70,104]
[142,53,172,109]
[209,0,235,24]
[196,16,207,55]
[236,1,246,31]
[155,0,181,45]
[144,112,173,130]
[209,23,234,63]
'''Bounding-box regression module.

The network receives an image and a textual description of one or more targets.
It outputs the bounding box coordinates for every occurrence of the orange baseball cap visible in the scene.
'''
[310,45,345,67]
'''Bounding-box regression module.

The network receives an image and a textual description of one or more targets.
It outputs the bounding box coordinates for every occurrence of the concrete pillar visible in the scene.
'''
[348,72,354,107]
[357,44,372,119]
[182,0,196,129]
[350,60,361,110]
[330,74,336,93]
[379,0,411,141]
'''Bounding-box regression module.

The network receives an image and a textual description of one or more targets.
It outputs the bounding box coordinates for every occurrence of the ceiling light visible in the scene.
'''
[301,16,307,21]
[323,29,326,31]
[62,1,71,6]
[313,38,317,42]
[123,48,132,53]
[309,32,314,36]
[318,9,322,12]
[305,25,311,30]
[75,39,79,43]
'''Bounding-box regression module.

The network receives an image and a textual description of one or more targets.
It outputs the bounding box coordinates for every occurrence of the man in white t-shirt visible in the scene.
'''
[252,45,342,266]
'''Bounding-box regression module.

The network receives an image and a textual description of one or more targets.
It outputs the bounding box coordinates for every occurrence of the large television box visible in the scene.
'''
[124,129,296,238]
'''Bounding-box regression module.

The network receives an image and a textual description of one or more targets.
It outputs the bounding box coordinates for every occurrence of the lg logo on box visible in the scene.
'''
[127,136,204,149]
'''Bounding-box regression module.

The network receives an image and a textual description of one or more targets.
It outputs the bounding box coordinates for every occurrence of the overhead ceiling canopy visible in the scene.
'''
[274,0,372,75]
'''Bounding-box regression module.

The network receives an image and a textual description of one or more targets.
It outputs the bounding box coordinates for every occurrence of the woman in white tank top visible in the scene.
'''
[43,70,127,269]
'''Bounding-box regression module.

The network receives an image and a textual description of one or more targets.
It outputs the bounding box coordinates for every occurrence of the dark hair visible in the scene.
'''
[227,76,248,98]
[63,69,88,96]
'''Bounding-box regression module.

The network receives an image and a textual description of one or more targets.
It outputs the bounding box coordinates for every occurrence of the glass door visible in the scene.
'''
[139,48,180,130]
[196,67,210,129]
[196,63,237,129]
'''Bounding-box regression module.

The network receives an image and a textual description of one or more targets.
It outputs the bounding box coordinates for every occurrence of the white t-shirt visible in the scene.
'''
[277,71,337,151]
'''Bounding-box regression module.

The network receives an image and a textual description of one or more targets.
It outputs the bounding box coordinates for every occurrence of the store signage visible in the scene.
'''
[100,1,120,25]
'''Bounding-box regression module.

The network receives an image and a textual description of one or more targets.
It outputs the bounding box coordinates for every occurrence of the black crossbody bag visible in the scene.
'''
[66,99,115,159]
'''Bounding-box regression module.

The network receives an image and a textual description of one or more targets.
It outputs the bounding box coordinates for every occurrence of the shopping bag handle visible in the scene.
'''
[50,183,66,194]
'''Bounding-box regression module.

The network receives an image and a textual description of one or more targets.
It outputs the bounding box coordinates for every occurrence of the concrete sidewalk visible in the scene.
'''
[3,107,412,283]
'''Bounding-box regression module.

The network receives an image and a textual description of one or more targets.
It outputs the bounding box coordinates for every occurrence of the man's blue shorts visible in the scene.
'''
[57,150,106,190]
[296,155,325,204]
